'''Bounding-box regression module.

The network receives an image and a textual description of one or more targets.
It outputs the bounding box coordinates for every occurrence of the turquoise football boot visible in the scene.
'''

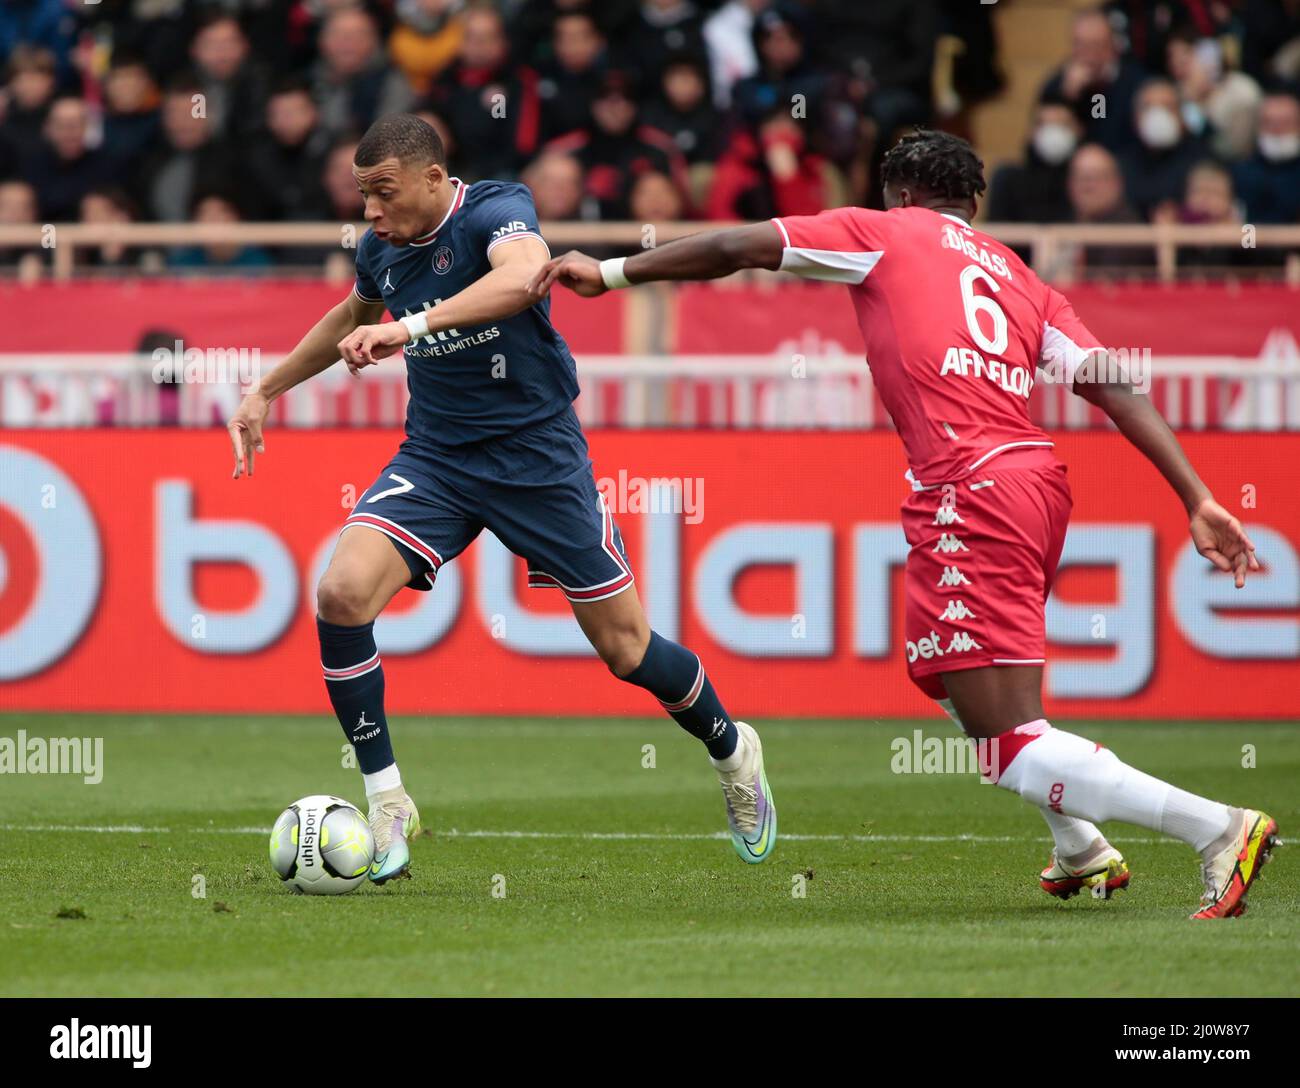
[715,722,777,863]
[367,788,421,884]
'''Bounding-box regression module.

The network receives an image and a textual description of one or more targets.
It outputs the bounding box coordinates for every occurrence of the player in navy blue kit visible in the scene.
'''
[227,115,775,881]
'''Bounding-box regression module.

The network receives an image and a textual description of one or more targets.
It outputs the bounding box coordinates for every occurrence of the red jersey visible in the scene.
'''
[771,206,1104,488]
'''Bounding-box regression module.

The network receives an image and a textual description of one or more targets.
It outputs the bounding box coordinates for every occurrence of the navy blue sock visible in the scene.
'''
[317,617,395,775]
[622,631,738,759]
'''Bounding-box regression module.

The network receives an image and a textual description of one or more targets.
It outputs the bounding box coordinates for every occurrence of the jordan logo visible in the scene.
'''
[382,268,393,292]
[352,712,380,743]
[709,718,728,739]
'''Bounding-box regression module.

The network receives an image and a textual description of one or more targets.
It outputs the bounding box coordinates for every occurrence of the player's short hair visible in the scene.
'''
[355,113,446,169]
[880,129,987,202]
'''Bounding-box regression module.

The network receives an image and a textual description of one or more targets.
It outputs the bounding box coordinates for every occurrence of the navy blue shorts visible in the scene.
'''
[341,410,634,603]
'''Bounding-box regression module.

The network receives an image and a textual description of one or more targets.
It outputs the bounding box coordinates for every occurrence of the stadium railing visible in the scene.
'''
[2,221,1300,283]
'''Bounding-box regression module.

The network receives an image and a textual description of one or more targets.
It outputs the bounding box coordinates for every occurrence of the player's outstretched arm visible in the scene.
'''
[526,223,783,298]
[1074,374,1260,587]
[338,237,552,367]
[227,292,383,479]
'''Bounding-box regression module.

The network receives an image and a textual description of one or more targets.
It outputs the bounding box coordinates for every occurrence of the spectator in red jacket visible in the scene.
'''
[707,107,835,221]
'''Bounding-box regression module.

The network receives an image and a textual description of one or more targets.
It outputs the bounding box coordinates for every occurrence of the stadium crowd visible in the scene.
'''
[0,0,1298,273]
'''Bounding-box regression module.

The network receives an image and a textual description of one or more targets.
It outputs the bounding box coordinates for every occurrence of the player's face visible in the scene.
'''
[354,156,446,245]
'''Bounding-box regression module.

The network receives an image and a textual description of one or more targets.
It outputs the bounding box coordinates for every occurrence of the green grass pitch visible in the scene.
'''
[1,715,1296,997]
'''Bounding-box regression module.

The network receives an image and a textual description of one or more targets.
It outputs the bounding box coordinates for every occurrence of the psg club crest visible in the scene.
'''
[433,246,454,274]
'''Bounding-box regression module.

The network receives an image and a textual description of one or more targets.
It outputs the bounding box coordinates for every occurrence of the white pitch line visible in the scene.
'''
[0,823,1176,845]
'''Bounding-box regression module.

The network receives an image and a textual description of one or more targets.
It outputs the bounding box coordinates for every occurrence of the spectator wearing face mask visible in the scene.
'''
[1232,92,1300,224]
[987,97,1081,224]
[1118,77,1208,219]
[1167,29,1262,162]
[1040,10,1146,154]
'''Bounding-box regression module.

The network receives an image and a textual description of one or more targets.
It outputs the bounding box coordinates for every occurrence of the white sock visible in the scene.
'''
[994,721,1232,851]
[363,762,402,802]
[936,699,1105,857]
[1039,807,1103,857]
[711,747,743,773]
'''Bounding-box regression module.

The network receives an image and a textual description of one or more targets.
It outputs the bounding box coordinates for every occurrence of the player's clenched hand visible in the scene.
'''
[227,391,269,479]
[527,251,606,298]
[338,321,407,374]
[1189,498,1260,588]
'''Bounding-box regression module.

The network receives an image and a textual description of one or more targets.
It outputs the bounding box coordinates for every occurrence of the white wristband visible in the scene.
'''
[599,257,632,290]
[400,312,430,341]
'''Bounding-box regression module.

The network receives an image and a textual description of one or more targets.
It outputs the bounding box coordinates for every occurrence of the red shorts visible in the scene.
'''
[901,447,1072,699]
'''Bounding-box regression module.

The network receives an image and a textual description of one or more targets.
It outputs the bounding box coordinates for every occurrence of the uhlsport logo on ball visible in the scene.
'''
[269,795,375,895]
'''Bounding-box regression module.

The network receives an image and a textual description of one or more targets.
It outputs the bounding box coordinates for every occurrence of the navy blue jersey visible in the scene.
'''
[353,178,579,446]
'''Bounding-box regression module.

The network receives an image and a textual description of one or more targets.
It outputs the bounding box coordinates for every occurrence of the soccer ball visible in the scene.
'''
[269,795,375,895]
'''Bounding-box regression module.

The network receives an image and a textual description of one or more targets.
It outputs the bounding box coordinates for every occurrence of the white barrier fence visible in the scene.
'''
[2,221,1300,283]
[3,348,1300,430]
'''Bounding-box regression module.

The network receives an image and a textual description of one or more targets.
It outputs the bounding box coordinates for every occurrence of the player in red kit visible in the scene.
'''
[529,130,1279,920]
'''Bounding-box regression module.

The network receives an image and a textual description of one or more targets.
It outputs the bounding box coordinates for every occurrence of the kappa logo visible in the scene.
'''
[907,628,984,663]
[933,505,964,526]
[933,533,969,554]
[936,566,970,588]
[947,631,982,653]
[433,245,454,274]
[938,599,977,622]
